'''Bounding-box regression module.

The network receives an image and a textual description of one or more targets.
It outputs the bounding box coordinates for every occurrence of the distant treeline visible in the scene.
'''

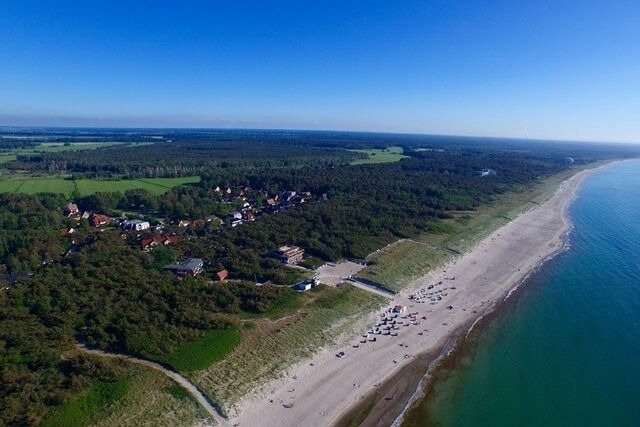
[9,139,364,178]
[8,130,640,179]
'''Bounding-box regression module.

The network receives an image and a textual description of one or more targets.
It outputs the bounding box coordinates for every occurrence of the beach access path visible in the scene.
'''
[230,166,596,427]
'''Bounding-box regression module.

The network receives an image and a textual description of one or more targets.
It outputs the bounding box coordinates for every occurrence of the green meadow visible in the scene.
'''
[0,176,201,198]
[43,380,131,427]
[349,146,408,165]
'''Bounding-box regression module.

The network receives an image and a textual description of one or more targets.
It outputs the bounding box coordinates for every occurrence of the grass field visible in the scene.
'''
[359,166,590,290]
[193,285,386,413]
[159,328,242,373]
[33,142,124,152]
[0,176,200,198]
[349,146,408,165]
[0,153,17,164]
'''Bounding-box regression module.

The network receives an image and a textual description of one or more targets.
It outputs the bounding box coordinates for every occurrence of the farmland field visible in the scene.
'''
[0,141,147,156]
[0,154,17,164]
[16,178,77,195]
[349,146,407,165]
[30,142,123,152]
[0,176,200,197]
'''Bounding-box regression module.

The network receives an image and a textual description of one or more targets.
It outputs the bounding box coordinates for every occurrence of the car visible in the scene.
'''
[336,351,346,358]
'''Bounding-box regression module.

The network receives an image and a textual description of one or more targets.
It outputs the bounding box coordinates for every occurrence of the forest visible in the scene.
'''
[2,129,640,425]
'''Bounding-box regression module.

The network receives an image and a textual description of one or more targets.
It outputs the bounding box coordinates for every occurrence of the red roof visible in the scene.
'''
[164,235,179,244]
[214,269,229,281]
[90,214,110,227]
[140,235,178,249]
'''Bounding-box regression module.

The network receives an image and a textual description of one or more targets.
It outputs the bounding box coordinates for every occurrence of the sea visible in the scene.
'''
[402,160,640,427]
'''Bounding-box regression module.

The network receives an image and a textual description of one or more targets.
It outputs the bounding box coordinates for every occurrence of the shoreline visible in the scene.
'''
[229,164,609,427]
[341,228,575,427]
[337,163,608,427]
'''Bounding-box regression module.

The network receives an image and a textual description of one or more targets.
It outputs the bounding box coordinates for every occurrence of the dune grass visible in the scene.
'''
[159,328,242,373]
[88,367,206,427]
[193,285,386,412]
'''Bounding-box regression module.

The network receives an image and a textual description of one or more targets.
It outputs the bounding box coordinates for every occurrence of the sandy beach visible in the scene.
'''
[230,167,596,427]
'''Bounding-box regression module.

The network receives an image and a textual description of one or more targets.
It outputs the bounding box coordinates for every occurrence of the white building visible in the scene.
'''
[121,219,151,231]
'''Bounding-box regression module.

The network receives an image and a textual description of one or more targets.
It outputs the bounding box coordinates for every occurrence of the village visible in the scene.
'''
[58,186,345,292]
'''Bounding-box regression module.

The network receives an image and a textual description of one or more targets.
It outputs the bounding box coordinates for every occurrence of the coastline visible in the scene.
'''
[230,164,607,427]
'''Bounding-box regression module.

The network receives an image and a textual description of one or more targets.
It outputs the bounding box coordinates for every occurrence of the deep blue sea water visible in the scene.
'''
[402,160,640,427]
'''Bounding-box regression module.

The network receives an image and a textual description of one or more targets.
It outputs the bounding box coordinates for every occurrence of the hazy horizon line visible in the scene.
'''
[0,123,638,146]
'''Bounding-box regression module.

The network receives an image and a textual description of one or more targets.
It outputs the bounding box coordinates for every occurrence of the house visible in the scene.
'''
[120,219,150,231]
[164,258,204,276]
[294,281,312,292]
[140,235,178,251]
[59,227,76,236]
[264,198,277,207]
[272,245,305,265]
[81,211,91,220]
[214,269,229,281]
[229,211,243,227]
[292,278,318,292]
[178,220,191,228]
[65,203,79,217]
[244,210,255,222]
[140,237,157,251]
[89,214,110,227]
[283,191,296,202]
[480,168,497,177]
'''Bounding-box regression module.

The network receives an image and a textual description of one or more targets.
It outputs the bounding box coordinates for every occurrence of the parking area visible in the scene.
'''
[315,261,366,285]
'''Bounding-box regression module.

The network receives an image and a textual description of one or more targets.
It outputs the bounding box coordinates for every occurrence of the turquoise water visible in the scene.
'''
[403,161,640,427]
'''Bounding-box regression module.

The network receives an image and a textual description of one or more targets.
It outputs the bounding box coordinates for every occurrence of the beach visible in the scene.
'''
[230,166,596,427]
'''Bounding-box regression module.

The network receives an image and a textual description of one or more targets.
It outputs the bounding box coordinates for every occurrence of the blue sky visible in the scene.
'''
[1,0,639,142]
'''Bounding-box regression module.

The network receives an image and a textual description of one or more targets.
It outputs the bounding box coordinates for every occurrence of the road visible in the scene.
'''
[345,279,395,298]
[76,344,229,426]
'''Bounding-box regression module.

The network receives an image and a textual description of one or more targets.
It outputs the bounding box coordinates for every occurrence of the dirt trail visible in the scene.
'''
[76,344,229,427]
